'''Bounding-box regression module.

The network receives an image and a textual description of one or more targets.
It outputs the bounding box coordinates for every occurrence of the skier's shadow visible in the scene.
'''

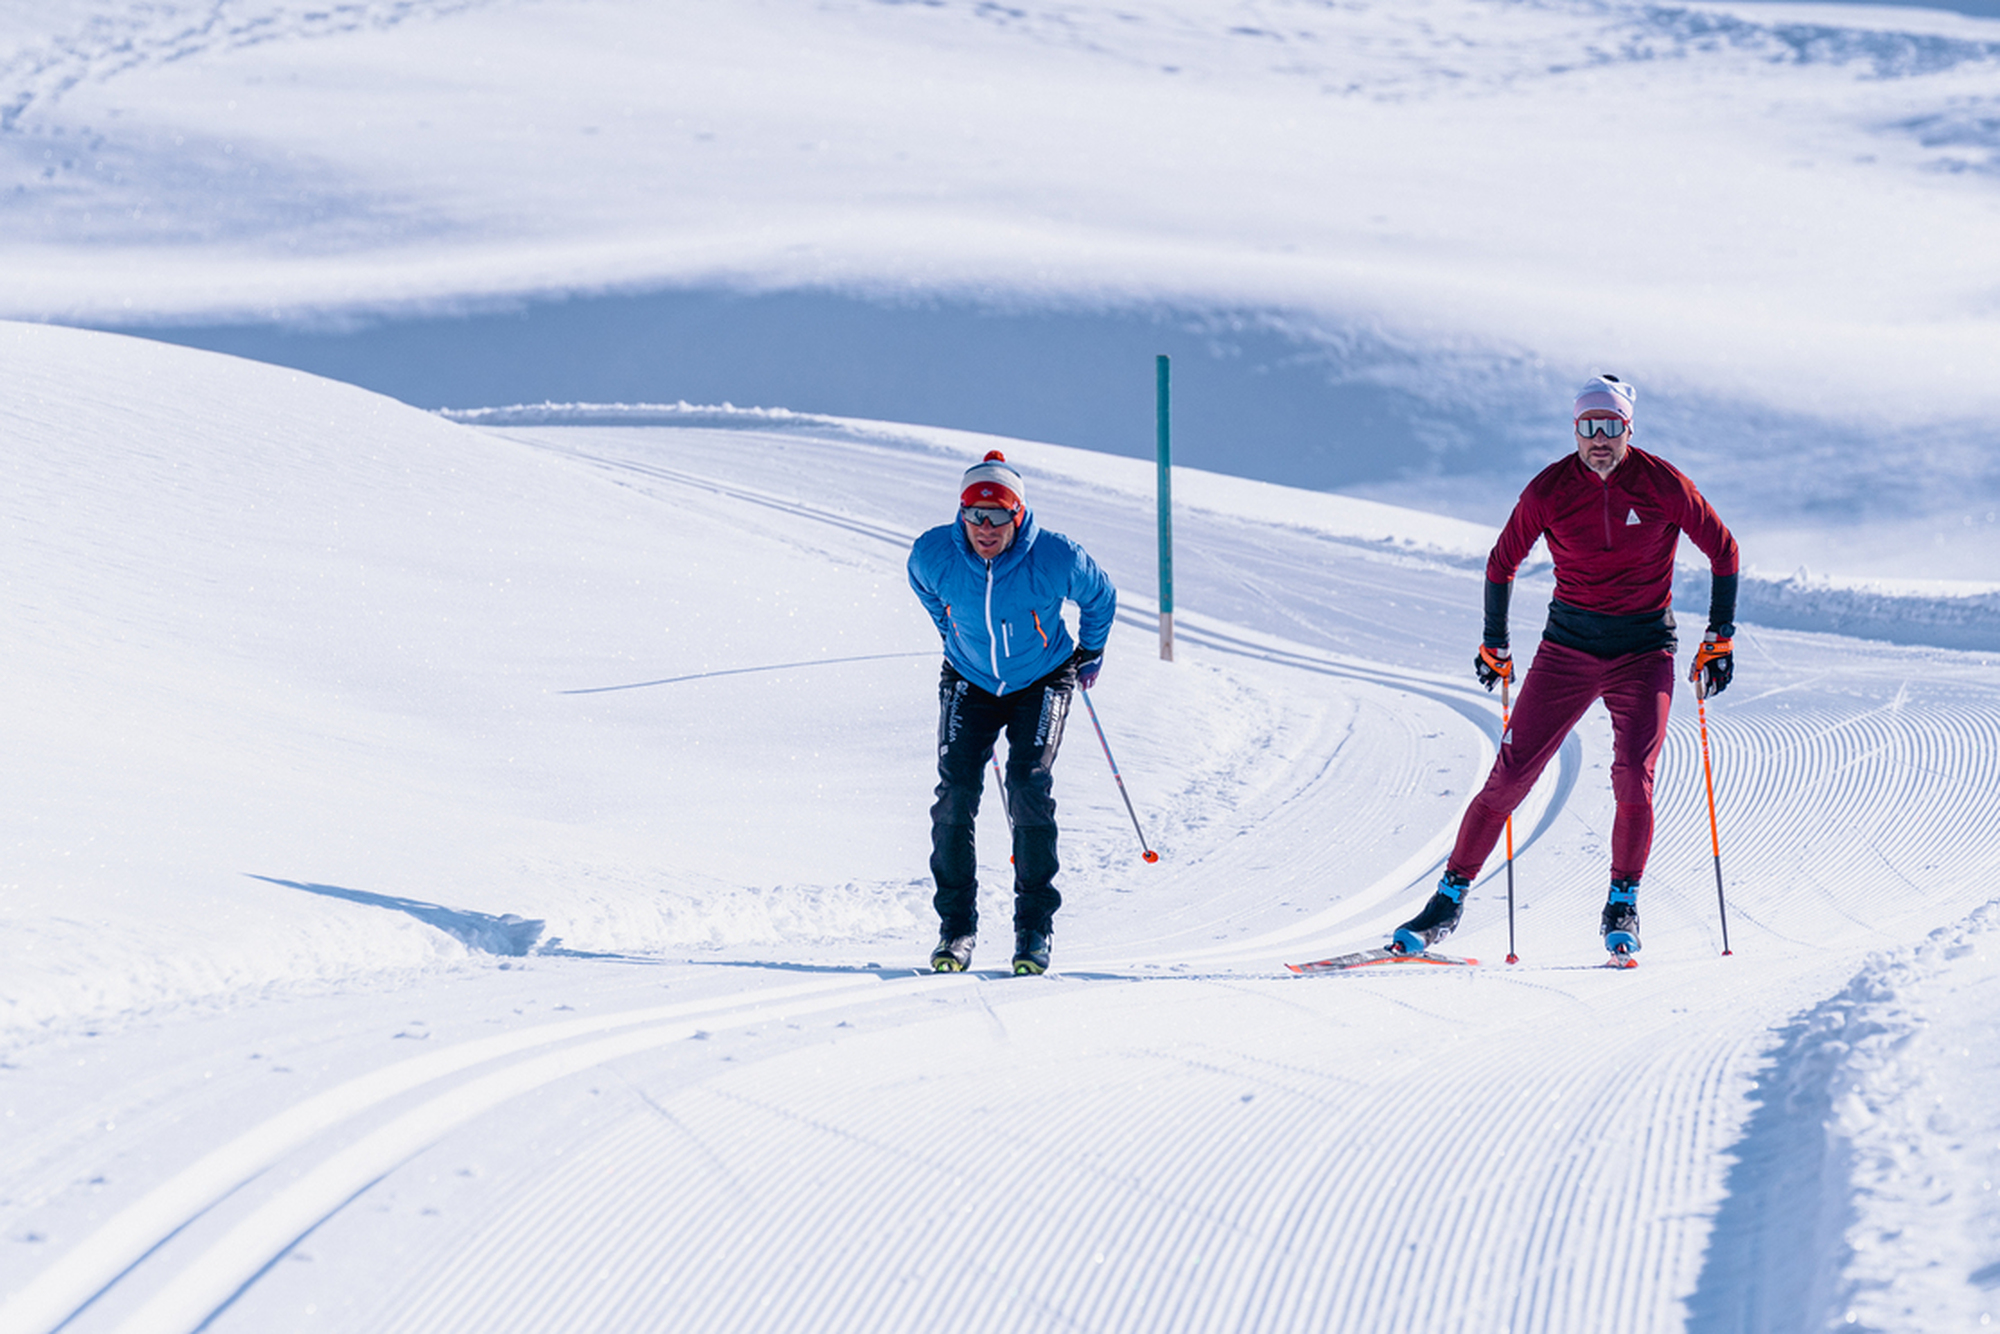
[249,874,547,958]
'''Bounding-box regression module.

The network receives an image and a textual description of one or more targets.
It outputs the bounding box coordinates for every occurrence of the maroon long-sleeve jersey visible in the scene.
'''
[1488,446,1739,656]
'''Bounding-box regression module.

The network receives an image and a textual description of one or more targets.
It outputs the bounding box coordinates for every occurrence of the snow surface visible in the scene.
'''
[5,321,2000,1333]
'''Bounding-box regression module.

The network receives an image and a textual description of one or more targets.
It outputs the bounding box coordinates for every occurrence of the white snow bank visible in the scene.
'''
[1732,568,2000,654]
[0,324,950,1043]
[1717,897,2000,1329]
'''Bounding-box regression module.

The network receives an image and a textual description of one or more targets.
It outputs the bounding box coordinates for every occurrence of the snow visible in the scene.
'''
[5,320,2000,1333]
[5,0,2000,585]
[4,1,2000,1331]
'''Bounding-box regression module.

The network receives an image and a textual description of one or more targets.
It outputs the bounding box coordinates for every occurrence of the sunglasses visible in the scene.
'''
[960,505,1018,528]
[1575,417,1629,438]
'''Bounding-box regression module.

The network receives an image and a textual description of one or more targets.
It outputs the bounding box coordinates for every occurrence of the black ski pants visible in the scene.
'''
[929,659,1076,938]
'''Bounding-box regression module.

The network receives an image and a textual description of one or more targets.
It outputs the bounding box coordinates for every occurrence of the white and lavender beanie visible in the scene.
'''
[1574,374,1636,424]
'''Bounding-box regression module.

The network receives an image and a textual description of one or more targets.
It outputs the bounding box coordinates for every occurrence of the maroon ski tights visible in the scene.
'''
[1446,641,1675,885]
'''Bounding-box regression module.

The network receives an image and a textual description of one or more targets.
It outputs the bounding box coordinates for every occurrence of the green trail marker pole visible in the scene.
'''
[1156,353,1174,662]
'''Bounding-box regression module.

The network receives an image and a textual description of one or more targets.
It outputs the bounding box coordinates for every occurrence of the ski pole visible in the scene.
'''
[989,754,1019,863]
[990,755,1012,831]
[1694,679,1734,956]
[1501,674,1518,965]
[1080,687,1159,863]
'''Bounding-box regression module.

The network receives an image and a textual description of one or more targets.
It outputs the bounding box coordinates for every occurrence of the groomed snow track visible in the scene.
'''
[6,423,1998,1334]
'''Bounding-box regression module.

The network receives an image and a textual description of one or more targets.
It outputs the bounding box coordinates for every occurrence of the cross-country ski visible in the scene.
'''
[1288,947,1481,975]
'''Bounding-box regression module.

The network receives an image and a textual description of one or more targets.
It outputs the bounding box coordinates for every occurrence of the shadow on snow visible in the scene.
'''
[250,874,546,957]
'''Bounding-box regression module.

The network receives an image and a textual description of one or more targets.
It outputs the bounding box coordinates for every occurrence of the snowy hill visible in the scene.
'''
[5,324,2000,1332]
[4,0,1999,581]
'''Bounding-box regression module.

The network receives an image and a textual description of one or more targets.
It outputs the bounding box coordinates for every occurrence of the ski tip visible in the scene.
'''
[1606,951,1638,969]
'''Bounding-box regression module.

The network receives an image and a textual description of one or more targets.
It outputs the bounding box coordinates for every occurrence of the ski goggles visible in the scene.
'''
[1575,416,1629,438]
[960,505,1019,527]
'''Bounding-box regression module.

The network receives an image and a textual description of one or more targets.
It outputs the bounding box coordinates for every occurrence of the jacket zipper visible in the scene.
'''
[983,559,1005,693]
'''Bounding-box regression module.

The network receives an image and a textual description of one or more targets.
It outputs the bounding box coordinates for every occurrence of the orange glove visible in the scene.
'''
[1690,634,1734,698]
[1473,644,1513,692]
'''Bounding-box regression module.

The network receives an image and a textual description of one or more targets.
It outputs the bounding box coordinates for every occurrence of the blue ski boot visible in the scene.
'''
[1601,879,1641,957]
[1391,873,1468,955]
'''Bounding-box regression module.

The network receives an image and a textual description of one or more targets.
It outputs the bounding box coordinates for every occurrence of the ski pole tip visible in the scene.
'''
[1142,850,1160,863]
[1505,953,1519,965]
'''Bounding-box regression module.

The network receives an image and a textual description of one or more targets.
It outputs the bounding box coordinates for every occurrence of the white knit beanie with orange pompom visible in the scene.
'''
[959,450,1026,517]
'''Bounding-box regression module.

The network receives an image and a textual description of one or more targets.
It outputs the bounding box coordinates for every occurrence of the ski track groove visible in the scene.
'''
[9,977,951,1334]
[368,1025,1427,1333]
[1643,692,2000,956]
[1212,1003,1756,1332]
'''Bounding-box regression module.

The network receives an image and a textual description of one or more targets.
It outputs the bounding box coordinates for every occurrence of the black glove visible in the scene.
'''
[1070,645,1104,690]
[1473,644,1513,692]
[1690,633,1733,698]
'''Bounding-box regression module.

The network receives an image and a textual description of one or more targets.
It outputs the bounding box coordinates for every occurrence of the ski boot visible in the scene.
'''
[1391,873,1468,955]
[1012,929,1052,976]
[930,930,976,973]
[1601,879,1640,962]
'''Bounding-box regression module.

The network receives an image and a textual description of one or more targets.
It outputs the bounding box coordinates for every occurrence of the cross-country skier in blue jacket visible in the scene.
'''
[908,451,1117,976]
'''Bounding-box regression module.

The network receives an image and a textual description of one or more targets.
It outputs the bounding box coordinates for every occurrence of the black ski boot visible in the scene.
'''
[1012,929,1052,975]
[930,930,976,973]
[1601,879,1640,956]
[1391,873,1469,955]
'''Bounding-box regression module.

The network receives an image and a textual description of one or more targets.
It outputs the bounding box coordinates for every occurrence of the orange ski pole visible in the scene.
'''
[1694,680,1734,956]
[1502,674,1518,965]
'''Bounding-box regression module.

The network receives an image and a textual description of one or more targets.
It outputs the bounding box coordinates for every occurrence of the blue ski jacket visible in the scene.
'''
[907,512,1117,697]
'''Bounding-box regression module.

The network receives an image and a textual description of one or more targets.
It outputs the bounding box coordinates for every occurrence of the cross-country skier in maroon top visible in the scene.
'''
[1390,374,1740,960]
